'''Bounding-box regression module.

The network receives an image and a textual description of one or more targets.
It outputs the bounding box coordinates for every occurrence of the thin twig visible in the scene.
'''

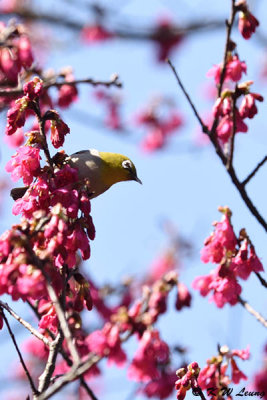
[226,85,237,170]
[242,155,267,186]
[37,332,64,393]
[0,308,39,396]
[193,387,207,400]
[167,59,208,134]
[238,297,267,328]
[217,0,236,97]
[0,300,50,347]
[254,272,267,289]
[80,377,99,400]
[0,75,122,98]
[210,0,237,142]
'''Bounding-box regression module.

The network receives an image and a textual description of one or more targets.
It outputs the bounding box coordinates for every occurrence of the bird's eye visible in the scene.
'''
[122,160,132,170]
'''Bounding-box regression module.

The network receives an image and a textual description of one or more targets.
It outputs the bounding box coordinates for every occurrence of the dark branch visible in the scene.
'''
[0,308,39,396]
[238,297,267,328]
[242,155,267,186]
[0,75,122,98]
[167,59,208,134]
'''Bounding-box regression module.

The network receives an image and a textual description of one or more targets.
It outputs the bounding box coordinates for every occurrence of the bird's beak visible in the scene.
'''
[134,176,142,185]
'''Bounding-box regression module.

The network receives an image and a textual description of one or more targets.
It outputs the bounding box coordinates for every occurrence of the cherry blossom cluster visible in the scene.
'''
[9,269,183,399]
[205,2,262,147]
[135,97,184,152]
[193,207,264,307]
[0,22,33,85]
[198,345,249,399]
[175,345,249,400]
[237,0,259,40]
[208,61,263,145]
[0,76,95,335]
[175,362,200,400]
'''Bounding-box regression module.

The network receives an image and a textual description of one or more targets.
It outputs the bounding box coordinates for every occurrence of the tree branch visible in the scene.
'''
[254,272,267,289]
[226,85,237,170]
[0,75,122,98]
[0,300,50,347]
[0,308,39,396]
[37,332,63,393]
[242,155,267,186]
[238,296,267,328]
[167,59,208,134]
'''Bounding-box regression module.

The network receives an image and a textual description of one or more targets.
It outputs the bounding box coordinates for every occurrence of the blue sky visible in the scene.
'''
[0,0,267,398]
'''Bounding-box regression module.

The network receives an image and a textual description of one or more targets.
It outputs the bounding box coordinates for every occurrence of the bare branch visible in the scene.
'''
[254,272,267,289]
[0,308,39,396]
[238,297,267,328]
[217,0,237,97]
[242,155,267,186]
[226,85,238,170]
[0,300,50,347]
[38,332,63,393]
[0,74,122,98]
[167,59,208,134]
[35,353,101,400]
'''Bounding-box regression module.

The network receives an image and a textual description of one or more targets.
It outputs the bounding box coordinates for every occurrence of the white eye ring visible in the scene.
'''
[122,160,132,169]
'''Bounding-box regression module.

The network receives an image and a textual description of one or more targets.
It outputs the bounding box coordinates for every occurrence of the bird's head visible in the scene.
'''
[99,151,142,188]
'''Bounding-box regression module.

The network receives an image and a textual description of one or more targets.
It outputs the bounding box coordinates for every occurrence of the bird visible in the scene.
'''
[10,149,142,200]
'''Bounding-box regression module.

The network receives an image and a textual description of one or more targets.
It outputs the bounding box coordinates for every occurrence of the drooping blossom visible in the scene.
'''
[231,240,264,280]
[5,145,41,185]
[127,330,169,382]
[200,210,237,265]
[193,265,242,308]
[207,55,247,84]
[86,323,126,367]
[141,369,177,399]
[216,110,248,144]
[57,69,78,108]
[238,10,259,40]
[175,282,192,311]
[23,76,43,100]
[50,114,70,148]
[239,92,264,119]
[5,97,28,136]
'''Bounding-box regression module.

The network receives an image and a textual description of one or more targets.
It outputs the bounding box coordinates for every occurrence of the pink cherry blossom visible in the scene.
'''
[175,282,192,311]
[87,323,126,367]
[127,330,169,382]
[201,213,237,264]
[239,11,259,40]
[231,240,264,280]
[239,93,264,119]
[5,146,41,185]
